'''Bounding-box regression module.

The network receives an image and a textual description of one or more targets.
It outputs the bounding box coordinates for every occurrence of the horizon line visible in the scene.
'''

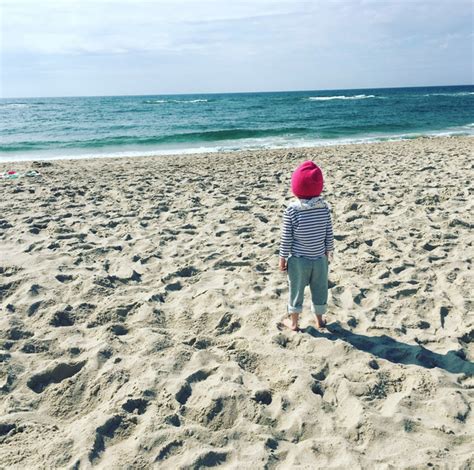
[1,83,473,100]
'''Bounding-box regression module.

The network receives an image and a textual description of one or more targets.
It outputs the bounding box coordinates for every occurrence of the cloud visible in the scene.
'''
[2,0,472,57]
[1,0,472,97]
[1,0,305,55]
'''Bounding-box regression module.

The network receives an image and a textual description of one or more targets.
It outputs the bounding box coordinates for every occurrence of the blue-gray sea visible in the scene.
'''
[1,85,473,161]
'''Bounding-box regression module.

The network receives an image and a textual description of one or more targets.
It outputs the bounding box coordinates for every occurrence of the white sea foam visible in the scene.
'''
[424,92,474,97]
[0,103,30,109]
[308,94,376,101]
[2,127,472,163]
[145,99,208,104]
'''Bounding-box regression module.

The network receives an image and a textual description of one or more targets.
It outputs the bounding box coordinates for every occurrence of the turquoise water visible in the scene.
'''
[1,85,473,161]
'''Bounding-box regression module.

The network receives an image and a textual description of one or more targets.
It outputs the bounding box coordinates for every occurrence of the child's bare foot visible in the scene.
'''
[277,317,300,332]
[314,315,327,329]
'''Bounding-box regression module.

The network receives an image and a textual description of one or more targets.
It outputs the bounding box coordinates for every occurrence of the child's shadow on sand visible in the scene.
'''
[303,323,474,375]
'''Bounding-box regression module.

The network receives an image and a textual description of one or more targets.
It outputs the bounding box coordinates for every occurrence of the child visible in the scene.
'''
[278,161,334,331]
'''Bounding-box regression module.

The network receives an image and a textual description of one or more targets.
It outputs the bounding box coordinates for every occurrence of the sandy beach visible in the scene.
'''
[0,136,473,469]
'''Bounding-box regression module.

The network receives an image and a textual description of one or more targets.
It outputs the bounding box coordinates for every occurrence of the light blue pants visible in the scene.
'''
[287,256,328,315]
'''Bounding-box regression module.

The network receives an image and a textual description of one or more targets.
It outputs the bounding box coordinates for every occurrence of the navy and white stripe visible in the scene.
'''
[279,197,334,260]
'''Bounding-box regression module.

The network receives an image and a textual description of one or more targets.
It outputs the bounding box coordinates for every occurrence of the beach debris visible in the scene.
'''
[1,170,42,179]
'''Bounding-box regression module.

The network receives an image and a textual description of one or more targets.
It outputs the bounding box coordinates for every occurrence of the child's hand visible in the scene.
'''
[326,251,334,263]
[279,257,288,272]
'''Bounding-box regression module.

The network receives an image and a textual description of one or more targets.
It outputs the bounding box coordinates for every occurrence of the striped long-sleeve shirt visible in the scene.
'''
[279,197,334,260]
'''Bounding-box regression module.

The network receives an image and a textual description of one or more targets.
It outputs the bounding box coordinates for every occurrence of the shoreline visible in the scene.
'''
[1,131,473,165]
[1,133,472,166]
[1,136,473,468]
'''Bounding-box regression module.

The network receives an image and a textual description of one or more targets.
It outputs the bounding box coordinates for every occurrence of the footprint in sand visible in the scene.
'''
[391,287,419,299]
[191,451,229,468]
[311,381,325,397]
[0,280,21,301]
[27,360,86,393]
[0,423,16,437]
[236,226,253,236]
[252,389,272,405]
[312,366,328,381]
[121,397,149,415]
[7,327,34,341]
[163,414,181,427]
[0,219,13,231]
[108,324,128,336]
[165,281,183,292]
[162,267,200,291]
[175,368,215,405]
[353,288,370,306]
[215,312,241,335]
[392,263,413,274]
[155,440,184,462]
[89,414,138,463]
[173,266,199,278]
[115,303,139,317]
[331,286,354,309]
[55,274,74,283]
[50,306,75,326]
[232,205,250,211]
[213,259,251,270]
[21,340,50,354]
[459,328,474,344]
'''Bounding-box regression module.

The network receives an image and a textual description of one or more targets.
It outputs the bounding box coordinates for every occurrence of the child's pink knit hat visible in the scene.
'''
[291,161,324,198]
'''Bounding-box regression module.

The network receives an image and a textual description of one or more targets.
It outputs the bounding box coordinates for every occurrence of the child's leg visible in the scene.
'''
[309,256,329,328]
[282,313,299,331]
[284,256,311,330]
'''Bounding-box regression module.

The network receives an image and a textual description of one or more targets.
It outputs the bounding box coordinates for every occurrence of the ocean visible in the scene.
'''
[1,85,473,162]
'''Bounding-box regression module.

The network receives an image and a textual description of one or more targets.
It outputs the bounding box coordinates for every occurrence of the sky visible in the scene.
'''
[1,0,473,98]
